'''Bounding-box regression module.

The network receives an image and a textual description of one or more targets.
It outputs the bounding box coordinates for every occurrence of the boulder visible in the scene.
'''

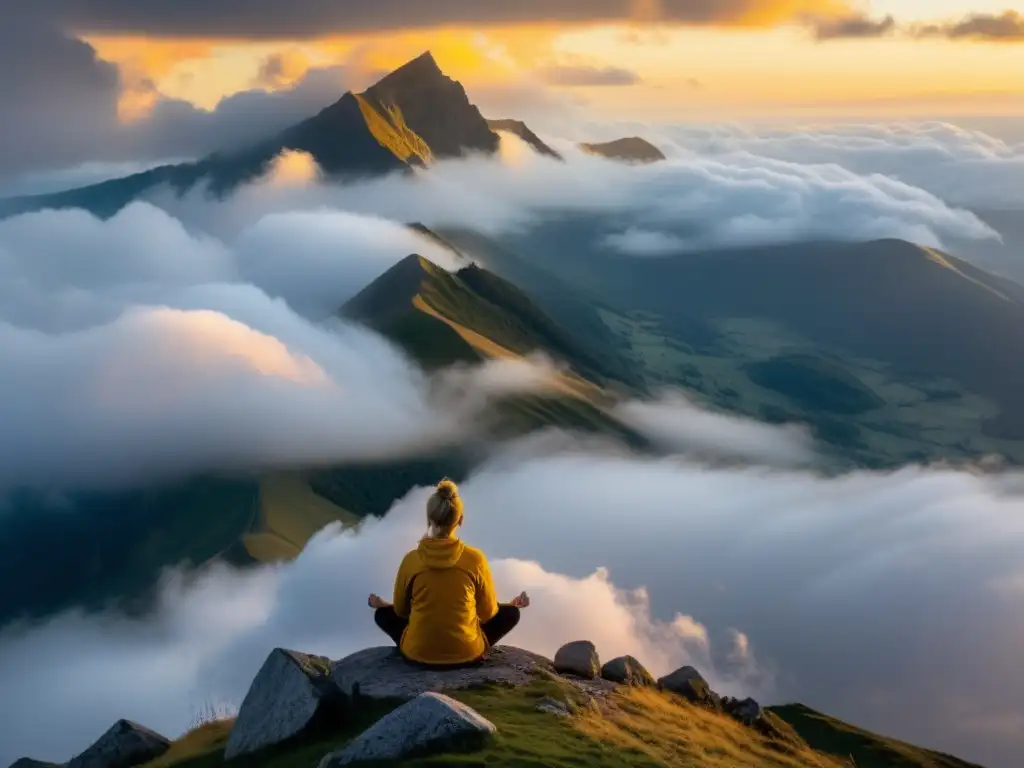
[331,646,551,700]
[66,720,170,768]
[225,648,341,760]
[553,641,600,679]
[318,692,495,767]
[601,656,654,687]
[723,696,762,724]
[657,666,721,709]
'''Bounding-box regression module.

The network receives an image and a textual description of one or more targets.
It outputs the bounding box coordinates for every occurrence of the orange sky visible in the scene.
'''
[86,7,1024,123]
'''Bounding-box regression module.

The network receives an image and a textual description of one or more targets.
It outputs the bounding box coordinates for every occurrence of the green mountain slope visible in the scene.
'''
[437,222,1024,467]
[770,704,983,768]
[0,53,498,220]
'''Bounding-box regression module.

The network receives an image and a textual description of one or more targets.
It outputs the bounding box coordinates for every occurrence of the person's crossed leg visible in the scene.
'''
[371,591,528,656]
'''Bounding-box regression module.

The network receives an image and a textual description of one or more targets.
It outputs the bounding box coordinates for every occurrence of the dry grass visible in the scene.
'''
[413,294,610,407]
[243,474,359,563]
[354,94,433,165]
[141,720,234,768]
[575,688,850,768]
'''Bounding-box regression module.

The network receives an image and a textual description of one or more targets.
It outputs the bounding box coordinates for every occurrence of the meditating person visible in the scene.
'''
[368,478,530,666]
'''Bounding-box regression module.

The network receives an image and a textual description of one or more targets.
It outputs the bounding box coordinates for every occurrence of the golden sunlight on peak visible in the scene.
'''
[262,149,323,187]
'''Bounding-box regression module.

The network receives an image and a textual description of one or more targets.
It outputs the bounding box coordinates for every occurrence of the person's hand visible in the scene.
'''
[368,594,387,609]
[510,591,530,609]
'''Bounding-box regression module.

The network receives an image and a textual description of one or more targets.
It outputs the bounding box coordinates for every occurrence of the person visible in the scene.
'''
[368,478,530,667]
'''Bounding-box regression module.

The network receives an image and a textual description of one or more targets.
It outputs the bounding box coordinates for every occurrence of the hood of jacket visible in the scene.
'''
[417,535,466,569]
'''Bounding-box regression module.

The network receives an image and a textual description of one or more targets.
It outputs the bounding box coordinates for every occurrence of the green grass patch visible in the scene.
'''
[769,704,983,768]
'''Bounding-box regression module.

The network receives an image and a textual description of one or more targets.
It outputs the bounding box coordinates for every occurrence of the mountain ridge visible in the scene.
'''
[0,51,499,220]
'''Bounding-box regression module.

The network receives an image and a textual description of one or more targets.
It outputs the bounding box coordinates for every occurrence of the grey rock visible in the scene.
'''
[657,666,721,709]
[553,641,600,679]
[658,665,705,689]
[66,720,170,768]
[724,697,762,724]
[331,645,552,700]
[601,656,654,687]
[225,648,340,760]
[535,697,571,717]
[318,692,495,766]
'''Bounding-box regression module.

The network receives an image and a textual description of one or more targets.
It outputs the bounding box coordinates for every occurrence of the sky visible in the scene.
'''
[1,1,1022,182]
[82,1,1023,118]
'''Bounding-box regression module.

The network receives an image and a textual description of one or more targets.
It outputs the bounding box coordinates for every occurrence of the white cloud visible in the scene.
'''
[603,227,688,256]
[0,199,463,333]
[645,121,1024,210]
[2,448,1024,767]
[614,390,817,467]
[0,200,555,491]
[151,139,998,256]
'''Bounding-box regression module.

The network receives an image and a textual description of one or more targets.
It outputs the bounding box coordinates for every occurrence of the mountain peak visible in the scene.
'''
[375,51,443,85]
[362,53,499,160]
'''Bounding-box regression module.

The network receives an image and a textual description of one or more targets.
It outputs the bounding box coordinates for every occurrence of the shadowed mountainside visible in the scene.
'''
[436,221,1024,466]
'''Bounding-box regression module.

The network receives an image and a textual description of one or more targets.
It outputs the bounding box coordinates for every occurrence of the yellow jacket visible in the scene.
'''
[392,536,499,665]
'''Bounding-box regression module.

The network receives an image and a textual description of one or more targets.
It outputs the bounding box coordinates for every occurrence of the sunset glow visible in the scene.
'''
[83,1,1024,124]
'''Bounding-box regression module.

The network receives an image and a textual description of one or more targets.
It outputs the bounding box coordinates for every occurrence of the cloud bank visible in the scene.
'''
[2,445,1023,767]
[154,136,1000,257]
[637,120,1024,209]
[614,391,817,467]
[0,198,561,491]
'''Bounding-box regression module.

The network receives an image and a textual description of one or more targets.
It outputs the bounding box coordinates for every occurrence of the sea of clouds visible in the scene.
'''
[0,127,1023,767]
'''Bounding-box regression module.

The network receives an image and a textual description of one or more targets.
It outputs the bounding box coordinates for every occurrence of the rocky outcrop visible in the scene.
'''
[225,648,341,760]
[657,666,721,709]
[331,645,551,700]
[553,641,600,678]
[486,120,564,160]
[579,137,666,164]
[601,655,655,687]
[65,720,170,768]
[722,696,762,725]
[318,692,495,767]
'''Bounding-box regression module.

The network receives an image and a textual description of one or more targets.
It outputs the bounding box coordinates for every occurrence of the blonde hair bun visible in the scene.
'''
[426,478,463,536]
[435,478,459,501]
